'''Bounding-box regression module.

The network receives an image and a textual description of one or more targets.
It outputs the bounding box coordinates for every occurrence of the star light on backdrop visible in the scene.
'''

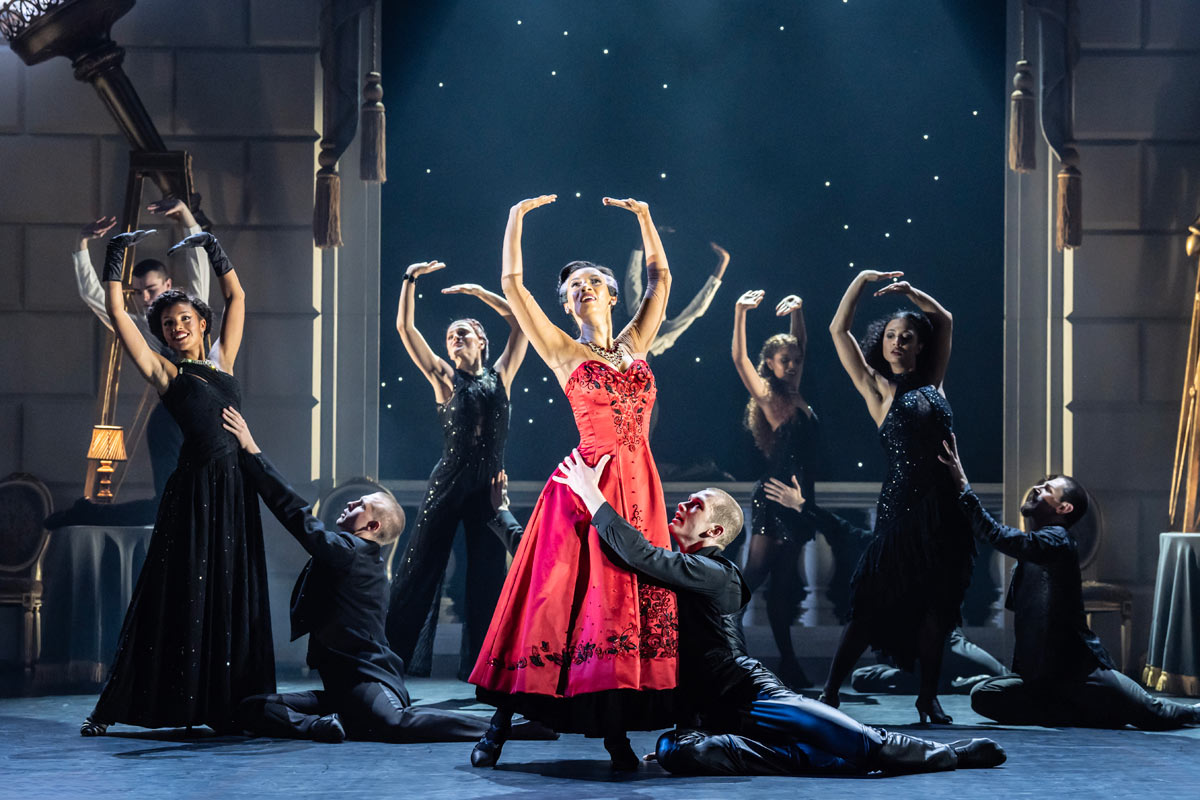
[380,1,1004,483]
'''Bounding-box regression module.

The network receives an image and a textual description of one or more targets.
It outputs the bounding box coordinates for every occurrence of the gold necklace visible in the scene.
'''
[584,341,625,369]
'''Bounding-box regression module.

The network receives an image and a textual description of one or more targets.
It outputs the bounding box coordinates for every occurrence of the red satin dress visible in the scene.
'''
[470,359,679,734]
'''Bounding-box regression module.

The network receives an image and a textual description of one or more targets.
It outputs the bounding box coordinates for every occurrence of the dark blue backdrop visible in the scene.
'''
[380,0,1005,484]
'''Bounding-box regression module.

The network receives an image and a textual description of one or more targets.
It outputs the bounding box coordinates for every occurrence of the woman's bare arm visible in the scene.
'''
[732,290,770,402]
[442,282,529,393]
[613,198,672,356]
[396,261,454,401]
[830,270,903,422]
[498,195,581,384]
[873,279,953,392]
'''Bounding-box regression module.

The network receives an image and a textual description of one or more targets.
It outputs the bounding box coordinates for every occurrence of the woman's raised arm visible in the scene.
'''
[104,231,174,392]
[873,279,953,392]
[169,233,244,372]
[441,282,529,393]
[396,261,454,401]
[611,198,672,355]
[830,270,903,416]
[732,290,770,403]
[499,195,579,381]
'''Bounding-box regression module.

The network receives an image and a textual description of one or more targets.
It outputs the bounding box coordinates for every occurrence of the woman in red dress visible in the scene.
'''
[469,194,677,770]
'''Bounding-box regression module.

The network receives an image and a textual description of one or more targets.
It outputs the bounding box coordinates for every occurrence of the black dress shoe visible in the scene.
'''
[310,714,346,743]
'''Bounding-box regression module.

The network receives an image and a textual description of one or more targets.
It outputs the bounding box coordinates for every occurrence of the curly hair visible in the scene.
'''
[744,333,801,456]
[556,260,619,306]
[146,289,213,348]
[447,318,489,363]
[860,309,936,383]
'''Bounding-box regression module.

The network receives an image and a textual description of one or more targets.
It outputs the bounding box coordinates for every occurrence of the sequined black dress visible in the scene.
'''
[751,409,822,545]
[386,367,510,680]
[91,361,276,729]
[849,373,975,671]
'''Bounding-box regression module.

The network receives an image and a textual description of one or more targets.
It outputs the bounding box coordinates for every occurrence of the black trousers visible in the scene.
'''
[851,627,1008,694]
[386,471,506,680]
[237,683,494,742]
[971,668,1200,730]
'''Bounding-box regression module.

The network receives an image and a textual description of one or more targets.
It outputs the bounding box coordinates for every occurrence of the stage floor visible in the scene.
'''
[4,678,1197,799]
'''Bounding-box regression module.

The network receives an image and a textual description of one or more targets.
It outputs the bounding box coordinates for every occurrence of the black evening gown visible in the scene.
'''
[849,372,975,671]
[91,360,275,728]
[386,366,510,679]
[750,410,823,545]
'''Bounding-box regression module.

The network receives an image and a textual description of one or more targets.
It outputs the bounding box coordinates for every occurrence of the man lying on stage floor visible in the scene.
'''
[220,407,555,744]
[938,434,1200,730]
[549,449,1005,776]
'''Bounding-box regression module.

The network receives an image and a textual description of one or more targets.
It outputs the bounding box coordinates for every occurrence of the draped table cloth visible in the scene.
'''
[1143,532,1200,697]
[36,525,152,689]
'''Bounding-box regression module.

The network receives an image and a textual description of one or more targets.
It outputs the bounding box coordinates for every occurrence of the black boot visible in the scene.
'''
[947,738,1006,768]
[604,735,640,772]
[870,729,957,774]
[471,720,510,768]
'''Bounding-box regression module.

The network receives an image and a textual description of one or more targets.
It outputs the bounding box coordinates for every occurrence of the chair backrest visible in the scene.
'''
[314,477,403,578]
[1074,488,1102,571]
[0,472,53,576]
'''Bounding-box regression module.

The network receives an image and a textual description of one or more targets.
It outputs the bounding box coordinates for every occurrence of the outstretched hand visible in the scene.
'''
[763,475,806,512]
[937,433,968,493]
[551,449,612,515]
[147,197,188,221]
[602,197,650,217]
[406,260,445,279]
[490,469,509,513]
[510,195,556,219]
[442,283,484,296]
[873,280,913,298]
[110,229,157,249]
[857,269,904,284]
[167,231,212,255]
[736,289,765,311]
[776,295,803,316]
[221,406,261,454]
[82,216,118,240]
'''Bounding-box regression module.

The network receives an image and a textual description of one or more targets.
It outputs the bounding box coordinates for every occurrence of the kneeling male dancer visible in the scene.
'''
[939,435,1200,730]
[546,449,1004,776]
[222,408,554,744]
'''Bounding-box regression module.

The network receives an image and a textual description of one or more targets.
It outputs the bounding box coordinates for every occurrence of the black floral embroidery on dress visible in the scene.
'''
[637,583,679,659]
[485,589,678,671]
[567,361,654,452]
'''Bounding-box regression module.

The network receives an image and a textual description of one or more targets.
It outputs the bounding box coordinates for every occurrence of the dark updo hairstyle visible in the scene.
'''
[744,333,802,456]
[146,288,213,348]
[447,317,489,363]
[556,260,620,306]
[860,309,936,383]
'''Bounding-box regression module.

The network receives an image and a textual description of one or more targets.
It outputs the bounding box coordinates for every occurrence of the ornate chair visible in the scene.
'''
[1074,492,1133,673]
[0,473,53,675]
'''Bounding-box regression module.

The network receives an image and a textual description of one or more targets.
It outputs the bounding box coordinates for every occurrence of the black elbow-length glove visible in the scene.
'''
[102,229,157,283]
[169,231,234,275]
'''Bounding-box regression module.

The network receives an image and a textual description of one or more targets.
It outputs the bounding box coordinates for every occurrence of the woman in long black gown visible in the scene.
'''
[81,229,274,734]
[819,270,973,725]
[730,289,821,688]
[385,261,528,680]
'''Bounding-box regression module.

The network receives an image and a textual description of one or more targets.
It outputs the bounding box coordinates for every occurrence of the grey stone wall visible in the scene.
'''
[0,0,379,669]
[1007,0,1200,661]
